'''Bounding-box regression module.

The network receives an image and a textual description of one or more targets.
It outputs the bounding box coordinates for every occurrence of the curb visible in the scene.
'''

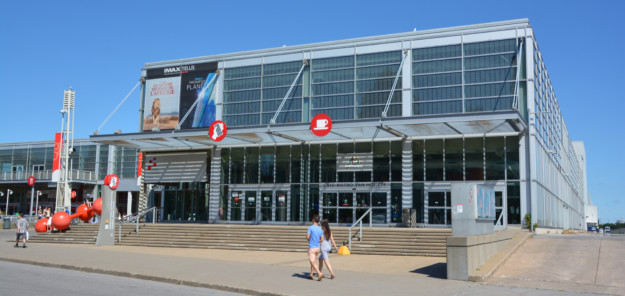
[0,257,283,296]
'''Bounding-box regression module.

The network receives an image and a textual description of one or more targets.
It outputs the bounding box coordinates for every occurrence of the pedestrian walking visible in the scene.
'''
[319,219,339,279]
[15,213,28,248]
[307,214,325,281]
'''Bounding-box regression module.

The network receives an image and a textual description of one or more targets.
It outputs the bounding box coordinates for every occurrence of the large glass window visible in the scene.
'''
[230,148,244,184]
[291,145,301,183]
[445,138,463,181]
[485,137,505,180]
[309,145,320,183]
[356,51,402,119]
[412,140,424,181]
[260,146,274,183]
[311,56,355,121]
[373,141,390,182]
[275,146,290,183]
[321,144,337,182]
[425,140,443,181]
[244,147,259,184]
[506,136,520,179]
[390,141,402,182]
[507,182,521,224]
[412,183,424,223]
[465,138,484,180]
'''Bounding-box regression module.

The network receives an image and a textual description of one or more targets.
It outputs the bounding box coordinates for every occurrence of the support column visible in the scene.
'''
[138,156,147,213]
[208,148,222,222]
[401,139,413,214]
[96,185,116,246]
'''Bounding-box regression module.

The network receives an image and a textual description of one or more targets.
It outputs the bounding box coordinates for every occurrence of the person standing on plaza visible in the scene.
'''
[15,213,28,248]
[319,219,339,279]
[307,214,325,281]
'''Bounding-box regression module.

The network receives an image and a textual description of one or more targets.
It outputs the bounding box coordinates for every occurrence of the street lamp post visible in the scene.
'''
[35,191,42,217]
[5,189,13,215]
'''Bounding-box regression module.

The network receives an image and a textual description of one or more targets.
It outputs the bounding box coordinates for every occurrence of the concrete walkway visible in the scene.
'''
[0,229,614,296]
[487,234,625,295]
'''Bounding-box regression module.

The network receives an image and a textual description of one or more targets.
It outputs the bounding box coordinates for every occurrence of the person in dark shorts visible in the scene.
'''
[15,213,28,248]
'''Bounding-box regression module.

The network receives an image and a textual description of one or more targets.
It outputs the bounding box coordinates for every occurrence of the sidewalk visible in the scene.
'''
[0,230,603,296]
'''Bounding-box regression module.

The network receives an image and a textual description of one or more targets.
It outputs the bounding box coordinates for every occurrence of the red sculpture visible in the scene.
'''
[35,197,102,232]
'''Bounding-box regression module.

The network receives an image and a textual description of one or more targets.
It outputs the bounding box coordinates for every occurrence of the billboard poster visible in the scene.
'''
[475,184,496,220]
[144,77,181,131]
[143,62,218,131]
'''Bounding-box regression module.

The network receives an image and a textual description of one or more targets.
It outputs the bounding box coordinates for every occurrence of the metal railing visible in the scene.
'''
[494,209,506,232]
[348,208,372,251]
[118,206,158,243]
[0,170,97,182]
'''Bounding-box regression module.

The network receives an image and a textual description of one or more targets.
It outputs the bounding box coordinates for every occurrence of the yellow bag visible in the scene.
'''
[338,245,351,255]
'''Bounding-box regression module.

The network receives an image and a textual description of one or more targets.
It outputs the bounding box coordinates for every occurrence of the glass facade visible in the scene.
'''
[0,141,139,215]
[413,39,520,116]
[220,39,523,129]
[213,135,520,225]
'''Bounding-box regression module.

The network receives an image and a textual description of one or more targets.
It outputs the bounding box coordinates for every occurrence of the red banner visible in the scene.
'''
[52,133,62,181]
[137,152,143,178]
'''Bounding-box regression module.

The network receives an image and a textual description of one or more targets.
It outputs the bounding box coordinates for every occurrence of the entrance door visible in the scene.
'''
[260,190,273,221]
[230,187,290,223]
[275,191,287,222]
[321,191,388,225]
[426,191,451,225]
[245,191,257,221]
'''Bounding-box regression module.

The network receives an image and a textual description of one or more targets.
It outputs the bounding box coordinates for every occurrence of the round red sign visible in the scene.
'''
[71,191,76,198]
[209,120,227,142]
[28,176,36,187]
[107,174,119,190]
[311,113,332,137]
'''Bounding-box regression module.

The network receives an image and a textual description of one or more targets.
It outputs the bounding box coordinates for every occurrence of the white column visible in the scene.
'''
[127,192,132,216]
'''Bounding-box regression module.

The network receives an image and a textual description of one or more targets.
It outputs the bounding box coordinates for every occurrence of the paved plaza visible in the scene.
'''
[1,229,624,295]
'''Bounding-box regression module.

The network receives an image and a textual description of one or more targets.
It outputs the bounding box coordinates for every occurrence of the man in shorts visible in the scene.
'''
[15,213,28,248]
[307,214,325,281]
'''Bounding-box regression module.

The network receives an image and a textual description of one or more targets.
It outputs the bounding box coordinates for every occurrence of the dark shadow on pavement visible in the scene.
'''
[410,262,446,279]
[291,273,314,280]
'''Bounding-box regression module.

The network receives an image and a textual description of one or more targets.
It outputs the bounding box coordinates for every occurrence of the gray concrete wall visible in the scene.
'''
[446,230,516,281]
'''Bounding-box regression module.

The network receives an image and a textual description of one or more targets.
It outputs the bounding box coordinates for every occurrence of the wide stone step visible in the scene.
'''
[28,223,450,256]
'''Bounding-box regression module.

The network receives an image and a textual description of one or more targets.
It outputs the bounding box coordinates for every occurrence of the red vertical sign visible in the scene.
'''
[137,152,143,178]
[52,133,63,181]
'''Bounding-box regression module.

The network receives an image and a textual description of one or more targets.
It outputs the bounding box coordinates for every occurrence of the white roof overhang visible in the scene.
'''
[90,111,526,152]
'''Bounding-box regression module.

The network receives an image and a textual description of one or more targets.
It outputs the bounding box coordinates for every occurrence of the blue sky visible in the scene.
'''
[1,0,623,222]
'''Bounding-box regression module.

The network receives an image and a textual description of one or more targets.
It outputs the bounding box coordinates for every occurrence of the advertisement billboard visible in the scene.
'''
[143,62,218,131]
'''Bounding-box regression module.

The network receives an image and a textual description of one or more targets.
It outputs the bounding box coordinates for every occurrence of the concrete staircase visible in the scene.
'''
[117,224,450,256]
[28,223,451,256]
[28,224,100,245]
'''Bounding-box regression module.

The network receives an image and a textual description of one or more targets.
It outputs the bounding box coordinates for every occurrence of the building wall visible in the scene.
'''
[0,141,139,215]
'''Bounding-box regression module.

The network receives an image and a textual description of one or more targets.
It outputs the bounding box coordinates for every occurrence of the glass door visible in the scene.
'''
[230,190,242,221]
[355,192,371,224]
[275,191,287,222]
[338,192,353,223]
[427,191,451,225]
[322,193,337,223]
[260,190,273,221]
[371,192,387,224]
[245,191,256,221]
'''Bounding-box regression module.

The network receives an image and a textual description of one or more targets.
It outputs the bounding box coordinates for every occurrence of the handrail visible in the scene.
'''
[119,206,158,243]
[348,208,373,251]
[494,208,506,232]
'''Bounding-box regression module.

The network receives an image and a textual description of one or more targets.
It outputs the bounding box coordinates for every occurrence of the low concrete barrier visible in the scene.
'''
[446,229,518,281]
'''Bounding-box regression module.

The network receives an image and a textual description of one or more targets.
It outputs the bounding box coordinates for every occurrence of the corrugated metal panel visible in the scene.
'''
[144,152,208,183]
